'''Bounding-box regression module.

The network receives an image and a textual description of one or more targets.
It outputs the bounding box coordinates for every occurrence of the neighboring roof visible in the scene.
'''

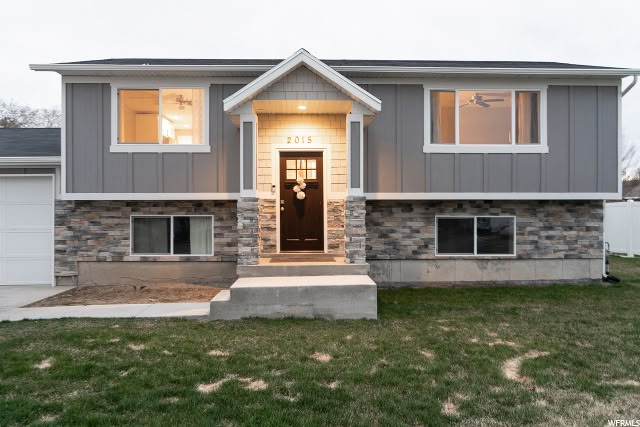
[30,50,640,78]
[224,49,381,114]
[0,128,61,157]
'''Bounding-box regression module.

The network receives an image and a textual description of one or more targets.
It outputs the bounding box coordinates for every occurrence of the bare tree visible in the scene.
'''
[0,100,61,128]
[622,140,640,179]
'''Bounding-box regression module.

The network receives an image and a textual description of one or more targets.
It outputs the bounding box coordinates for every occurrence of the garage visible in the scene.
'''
[0,128,60,286]
[0,175,54,285]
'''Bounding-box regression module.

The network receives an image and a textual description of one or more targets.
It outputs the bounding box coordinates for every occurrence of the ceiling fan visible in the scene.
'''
[460,93,505,108]
[168,94,193,110]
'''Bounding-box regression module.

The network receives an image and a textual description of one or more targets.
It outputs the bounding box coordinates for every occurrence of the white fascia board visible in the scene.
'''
[0,156,61,166]
[364,192,621,200]
[223,49,381,113]
[61,192,240,201]
[30,63,640,78]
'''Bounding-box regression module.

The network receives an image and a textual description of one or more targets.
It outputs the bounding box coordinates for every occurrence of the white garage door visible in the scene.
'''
[0,176,53,285]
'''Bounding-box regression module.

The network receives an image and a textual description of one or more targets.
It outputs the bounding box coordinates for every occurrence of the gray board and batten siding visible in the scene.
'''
[362,84,618,194]
[64,82,618,196]
[64,83,242,194]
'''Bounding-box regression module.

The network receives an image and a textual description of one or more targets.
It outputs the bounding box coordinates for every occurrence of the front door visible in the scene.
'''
[279,151,324,252]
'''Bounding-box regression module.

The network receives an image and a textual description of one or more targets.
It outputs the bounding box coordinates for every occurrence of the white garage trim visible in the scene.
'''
[0,174,55,286]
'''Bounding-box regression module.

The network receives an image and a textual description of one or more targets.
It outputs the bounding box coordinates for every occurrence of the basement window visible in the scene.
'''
[435,216,515,256]
[131,215,213,256]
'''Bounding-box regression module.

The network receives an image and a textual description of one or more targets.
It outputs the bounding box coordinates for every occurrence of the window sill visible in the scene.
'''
[423,144,549,154]
[110,144,211,153]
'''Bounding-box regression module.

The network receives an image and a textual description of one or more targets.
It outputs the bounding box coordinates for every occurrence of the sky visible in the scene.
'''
[1,0,639,154]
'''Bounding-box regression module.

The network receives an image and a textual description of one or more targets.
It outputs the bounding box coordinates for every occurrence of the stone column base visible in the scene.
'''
[237,197,259,266]
[345,196,366,264]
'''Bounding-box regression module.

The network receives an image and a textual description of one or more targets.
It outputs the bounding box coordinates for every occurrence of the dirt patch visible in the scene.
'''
[488,339,518,348]
[502,350,550,384]
[419,349,435,359]
[24,283,223,307]
[244,379,268,391]
[208,350,230,357]
[441,400,459,416]
[128,344,145,351]
[197,375,236,394]
[321,380,340,389]
[605,379,640,387]
[310,352,332,363]
[34,358,53,370]
[40,414,58,423]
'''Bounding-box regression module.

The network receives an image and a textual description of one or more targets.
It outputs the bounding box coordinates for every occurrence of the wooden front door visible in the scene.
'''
[279,151,324,252]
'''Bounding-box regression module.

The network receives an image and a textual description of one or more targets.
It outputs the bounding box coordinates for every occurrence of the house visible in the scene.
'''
[22,49,639,319]
[0,128,60,286]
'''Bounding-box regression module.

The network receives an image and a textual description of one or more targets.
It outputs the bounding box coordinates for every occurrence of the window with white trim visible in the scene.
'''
[425,87,546,153]
[436,216,515,256]
[131,215,213,256]
[112,86,209,152]
[119,88,204,145]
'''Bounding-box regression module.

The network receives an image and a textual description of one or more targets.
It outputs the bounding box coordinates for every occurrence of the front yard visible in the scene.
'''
[2,258,640,426]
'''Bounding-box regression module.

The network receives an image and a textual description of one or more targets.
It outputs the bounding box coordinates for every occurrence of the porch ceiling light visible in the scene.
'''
[297,105,307,110]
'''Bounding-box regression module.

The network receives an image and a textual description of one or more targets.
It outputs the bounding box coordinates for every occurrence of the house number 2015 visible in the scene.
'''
[287,136,312,144]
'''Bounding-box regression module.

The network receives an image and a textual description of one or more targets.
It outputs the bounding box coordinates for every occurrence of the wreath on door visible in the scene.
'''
[293,177,306,200]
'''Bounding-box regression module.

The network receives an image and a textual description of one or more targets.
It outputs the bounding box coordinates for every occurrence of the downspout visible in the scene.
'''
[601,75,637,282]
[622,75,638,97]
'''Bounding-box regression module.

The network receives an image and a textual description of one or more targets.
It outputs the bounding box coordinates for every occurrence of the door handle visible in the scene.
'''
[280,207,284,211]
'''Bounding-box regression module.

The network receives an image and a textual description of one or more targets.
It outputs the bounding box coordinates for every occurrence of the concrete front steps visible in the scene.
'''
[209,275,377,320]
[237,263,369,277]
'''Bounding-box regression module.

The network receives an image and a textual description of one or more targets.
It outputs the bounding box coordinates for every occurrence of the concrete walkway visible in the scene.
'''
[0,285,210,321]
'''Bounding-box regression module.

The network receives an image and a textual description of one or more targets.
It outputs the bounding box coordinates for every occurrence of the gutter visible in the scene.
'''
[0,156,61,166]
[29,63,640,78]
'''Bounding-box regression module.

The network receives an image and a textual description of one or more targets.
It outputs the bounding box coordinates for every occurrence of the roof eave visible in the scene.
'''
[0,156,61,166]
[30,63,640,78]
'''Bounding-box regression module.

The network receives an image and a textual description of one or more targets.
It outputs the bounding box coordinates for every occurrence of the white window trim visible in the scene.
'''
[435,215,517,257]
[130,214,214,256]
[423,85,548,154]
[110,84,210,153]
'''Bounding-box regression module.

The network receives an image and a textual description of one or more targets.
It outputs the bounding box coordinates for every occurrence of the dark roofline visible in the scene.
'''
[57,58,618,70]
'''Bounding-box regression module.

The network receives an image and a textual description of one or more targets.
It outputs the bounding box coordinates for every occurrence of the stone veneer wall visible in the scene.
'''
[237,198,259,265]
[366,200,604,284]
[327,200,345,255]
[259,198,277,255]
[366,200,603,260]
[55,200,238,277]
[345,196,367,264]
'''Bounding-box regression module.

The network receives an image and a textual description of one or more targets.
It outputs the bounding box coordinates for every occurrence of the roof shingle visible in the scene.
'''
[0,128,61,157]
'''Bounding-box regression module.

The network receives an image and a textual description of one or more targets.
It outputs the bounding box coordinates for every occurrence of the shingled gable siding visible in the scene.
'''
[64,83,241,194]
[255,65,351,101]
[54,200,238,280]
[362,84,618,194]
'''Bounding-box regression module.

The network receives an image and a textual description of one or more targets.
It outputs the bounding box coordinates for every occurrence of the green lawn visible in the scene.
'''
[2,258,640,426]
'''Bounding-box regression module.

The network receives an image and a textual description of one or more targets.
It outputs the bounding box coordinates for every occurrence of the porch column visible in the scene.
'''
[237,114,259,266]
[345,114,366,264]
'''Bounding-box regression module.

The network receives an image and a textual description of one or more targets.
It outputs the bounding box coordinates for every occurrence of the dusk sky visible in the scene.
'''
[2,0,639,155]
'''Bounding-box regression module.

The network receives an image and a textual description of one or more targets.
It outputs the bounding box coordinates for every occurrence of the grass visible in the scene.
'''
[1,258,640,426]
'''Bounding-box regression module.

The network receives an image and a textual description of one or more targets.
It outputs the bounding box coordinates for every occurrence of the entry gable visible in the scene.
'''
[223,49,381,114]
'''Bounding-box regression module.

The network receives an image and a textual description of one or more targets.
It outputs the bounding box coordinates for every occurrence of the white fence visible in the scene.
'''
[605,200,640,256]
